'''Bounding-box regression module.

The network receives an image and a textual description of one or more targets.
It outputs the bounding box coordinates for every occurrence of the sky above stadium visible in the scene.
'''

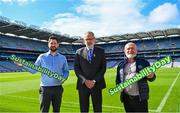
[0,0,179,37]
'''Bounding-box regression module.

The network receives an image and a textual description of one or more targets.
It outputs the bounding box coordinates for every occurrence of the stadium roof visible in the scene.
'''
[0,16,77,43]
[0,16,180,44]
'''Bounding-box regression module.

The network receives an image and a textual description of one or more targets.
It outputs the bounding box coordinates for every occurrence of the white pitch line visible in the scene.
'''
[2,95,124,109]
[2,95,157,111]
[156,72,180,112]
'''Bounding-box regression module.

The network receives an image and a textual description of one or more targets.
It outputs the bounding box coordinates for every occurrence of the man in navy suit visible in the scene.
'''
[74,31,106,113]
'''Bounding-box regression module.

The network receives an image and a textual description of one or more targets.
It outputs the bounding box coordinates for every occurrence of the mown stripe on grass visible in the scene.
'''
[0,79,39,95]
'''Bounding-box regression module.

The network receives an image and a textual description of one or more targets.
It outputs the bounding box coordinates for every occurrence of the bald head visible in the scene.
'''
[124,42,137,50]
[124,42,138,59]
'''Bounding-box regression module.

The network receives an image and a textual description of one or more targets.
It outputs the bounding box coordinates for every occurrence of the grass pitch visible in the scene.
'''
[0,68,180,112]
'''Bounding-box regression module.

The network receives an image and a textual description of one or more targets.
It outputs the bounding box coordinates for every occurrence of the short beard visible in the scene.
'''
[50,48,57,52]
[126,54,136,59]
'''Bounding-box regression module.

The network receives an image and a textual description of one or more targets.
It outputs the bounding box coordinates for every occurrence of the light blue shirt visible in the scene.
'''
[24,51,69,86]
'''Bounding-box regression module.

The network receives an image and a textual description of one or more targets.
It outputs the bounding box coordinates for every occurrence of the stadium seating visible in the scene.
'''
[0,61,23,72]
[0,34,179,72]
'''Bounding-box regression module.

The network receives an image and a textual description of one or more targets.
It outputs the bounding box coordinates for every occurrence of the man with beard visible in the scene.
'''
[74,31,106,113]
[116,42,156,112]
[16,36,69,113]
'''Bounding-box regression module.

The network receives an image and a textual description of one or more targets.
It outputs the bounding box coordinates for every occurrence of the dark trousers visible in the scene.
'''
[78,87,102,113]
[39,85,63,113]
[123,93,148,113]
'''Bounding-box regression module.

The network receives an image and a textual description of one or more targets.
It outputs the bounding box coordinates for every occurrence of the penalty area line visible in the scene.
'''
[156,72,180,112]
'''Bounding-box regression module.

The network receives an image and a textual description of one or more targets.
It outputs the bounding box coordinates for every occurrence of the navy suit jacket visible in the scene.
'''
[74,46,106,90]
